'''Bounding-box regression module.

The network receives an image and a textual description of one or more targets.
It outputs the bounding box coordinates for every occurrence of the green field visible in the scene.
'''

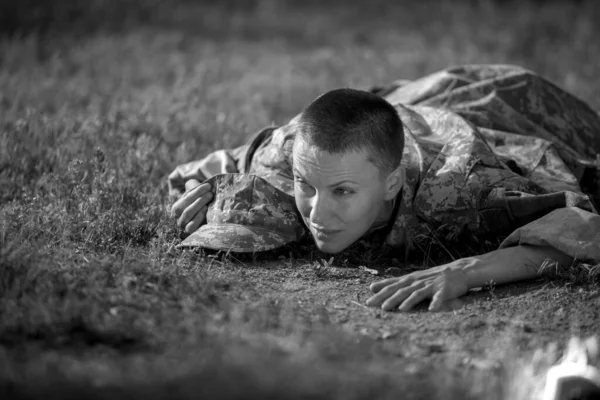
[1,1,599,399]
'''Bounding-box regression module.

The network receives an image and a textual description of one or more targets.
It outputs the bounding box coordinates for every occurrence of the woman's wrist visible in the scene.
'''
[460,244,574,291]
[461,246,537,290]
[459,255,489,290]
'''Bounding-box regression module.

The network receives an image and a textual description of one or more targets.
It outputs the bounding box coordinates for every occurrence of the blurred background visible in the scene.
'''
[1,0,596,39]
[1,0,598,106]
[1,0,598,202]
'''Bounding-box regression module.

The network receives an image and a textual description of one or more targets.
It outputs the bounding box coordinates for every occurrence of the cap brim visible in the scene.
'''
[177,223,295,253]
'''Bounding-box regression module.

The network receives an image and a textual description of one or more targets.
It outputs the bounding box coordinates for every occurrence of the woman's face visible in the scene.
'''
[292,139,400,254]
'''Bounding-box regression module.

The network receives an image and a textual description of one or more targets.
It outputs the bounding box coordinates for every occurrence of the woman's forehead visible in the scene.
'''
[293,141,380,180]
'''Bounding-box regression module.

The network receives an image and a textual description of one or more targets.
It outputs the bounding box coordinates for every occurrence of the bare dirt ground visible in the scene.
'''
[212,257,600,366]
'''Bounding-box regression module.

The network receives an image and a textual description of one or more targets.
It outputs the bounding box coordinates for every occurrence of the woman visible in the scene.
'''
[170,64,600,312]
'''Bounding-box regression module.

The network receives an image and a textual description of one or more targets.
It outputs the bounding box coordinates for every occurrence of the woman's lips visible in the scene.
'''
[311,226,342,241]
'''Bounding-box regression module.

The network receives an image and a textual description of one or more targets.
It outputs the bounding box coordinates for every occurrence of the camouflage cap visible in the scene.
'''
[178,173,304,252]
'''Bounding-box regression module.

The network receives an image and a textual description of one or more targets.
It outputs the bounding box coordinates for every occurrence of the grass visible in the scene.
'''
[1,0,600,399]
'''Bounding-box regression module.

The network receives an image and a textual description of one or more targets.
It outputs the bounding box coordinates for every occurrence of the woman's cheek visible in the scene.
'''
[341,196,371,225]
[294,193,311,220]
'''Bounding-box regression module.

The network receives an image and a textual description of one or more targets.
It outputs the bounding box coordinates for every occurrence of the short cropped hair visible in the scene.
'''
[295,88,404,175]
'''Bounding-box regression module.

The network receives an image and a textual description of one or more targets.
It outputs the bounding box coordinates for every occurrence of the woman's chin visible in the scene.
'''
[313,238,347,254]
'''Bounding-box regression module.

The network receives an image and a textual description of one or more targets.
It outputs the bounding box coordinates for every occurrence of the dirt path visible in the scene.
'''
[216,260,600,368]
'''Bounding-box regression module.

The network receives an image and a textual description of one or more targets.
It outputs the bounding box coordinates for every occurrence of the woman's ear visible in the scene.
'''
[384,165,404,201]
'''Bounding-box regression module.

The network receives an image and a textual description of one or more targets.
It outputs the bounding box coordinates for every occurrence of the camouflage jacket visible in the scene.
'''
[169,65,600,262]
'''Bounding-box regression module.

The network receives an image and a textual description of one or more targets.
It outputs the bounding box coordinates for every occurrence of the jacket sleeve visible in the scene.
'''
[498,207,600,263]
[167,126,284,197]
[167,145,248,197]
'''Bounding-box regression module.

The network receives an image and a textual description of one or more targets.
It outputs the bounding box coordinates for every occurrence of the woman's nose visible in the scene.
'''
[309,194,333,225]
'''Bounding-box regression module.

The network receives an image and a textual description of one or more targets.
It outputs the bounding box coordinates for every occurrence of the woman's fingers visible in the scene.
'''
[397,286,432,312]
[429,295,464,312]
[369,277,406,293]
[367,264,470,312]
[429,288,449,311]
[370,267,445,293]
[380,282,425,311]
[184,206,209,233]
[171,181,212,218]
[177,191,214,230]
[185,179,201,191]
[365,278,414,307]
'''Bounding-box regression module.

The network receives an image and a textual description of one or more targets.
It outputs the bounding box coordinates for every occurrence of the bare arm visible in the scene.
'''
[464,244,573,289]
[366,244,573,312]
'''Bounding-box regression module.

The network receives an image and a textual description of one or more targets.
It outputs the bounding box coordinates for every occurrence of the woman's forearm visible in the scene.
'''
[463,245,574,289]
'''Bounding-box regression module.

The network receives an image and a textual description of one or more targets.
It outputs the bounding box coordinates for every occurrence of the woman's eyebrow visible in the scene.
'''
[327,180,356,188]
[293,168,357,187]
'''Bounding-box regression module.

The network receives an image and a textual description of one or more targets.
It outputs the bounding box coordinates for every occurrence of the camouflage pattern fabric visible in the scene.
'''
[499,207,600,261]
[169,64,600,261]
[177,173,304,252]
[168,146,249,197]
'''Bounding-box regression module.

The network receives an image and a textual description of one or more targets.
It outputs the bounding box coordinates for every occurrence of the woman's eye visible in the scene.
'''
[334,187,353,196]
[295,179,311,190]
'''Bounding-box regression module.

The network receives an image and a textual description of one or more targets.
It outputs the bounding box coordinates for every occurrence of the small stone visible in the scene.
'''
[360,266,380,275]
[381,330,397,340]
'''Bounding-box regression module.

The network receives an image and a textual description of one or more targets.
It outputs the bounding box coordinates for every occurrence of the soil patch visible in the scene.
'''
[215,260,600,368]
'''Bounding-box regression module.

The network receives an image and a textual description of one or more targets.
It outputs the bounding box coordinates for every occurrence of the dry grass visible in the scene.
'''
[1,0,600,399]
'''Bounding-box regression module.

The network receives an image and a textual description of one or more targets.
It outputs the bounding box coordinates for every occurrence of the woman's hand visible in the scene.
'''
[366,260,472,312]
[170,179,213,233]
[366,244,574,312]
